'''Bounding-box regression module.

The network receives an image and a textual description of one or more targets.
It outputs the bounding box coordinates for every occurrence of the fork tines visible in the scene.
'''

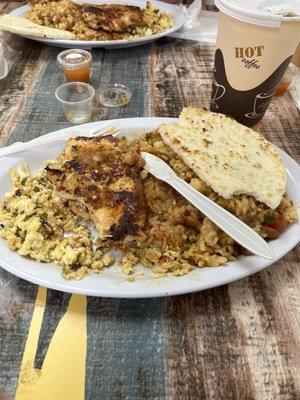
[92,124,121,138]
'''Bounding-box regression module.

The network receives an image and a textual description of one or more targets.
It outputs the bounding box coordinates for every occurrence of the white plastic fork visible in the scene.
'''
[142,151,275,260]
[0,123,122,158]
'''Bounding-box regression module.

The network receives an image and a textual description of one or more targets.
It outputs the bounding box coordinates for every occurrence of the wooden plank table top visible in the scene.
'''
[0,2,299,400]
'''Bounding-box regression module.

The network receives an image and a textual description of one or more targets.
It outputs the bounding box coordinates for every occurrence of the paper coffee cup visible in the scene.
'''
[210,0,300,126]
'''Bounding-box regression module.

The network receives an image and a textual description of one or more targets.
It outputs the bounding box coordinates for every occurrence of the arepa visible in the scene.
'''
[0,15,75,40]
[158,107,286,209]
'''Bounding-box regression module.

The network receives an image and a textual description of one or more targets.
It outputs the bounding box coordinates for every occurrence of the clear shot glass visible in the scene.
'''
[55,82,95,124]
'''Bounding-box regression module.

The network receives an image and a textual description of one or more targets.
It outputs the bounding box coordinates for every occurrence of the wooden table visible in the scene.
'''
[0,2,299,399]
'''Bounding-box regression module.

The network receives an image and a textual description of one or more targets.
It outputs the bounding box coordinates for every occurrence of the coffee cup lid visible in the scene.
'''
[215,0,300,27]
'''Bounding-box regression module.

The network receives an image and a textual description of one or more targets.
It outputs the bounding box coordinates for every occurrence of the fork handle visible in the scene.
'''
[0,124,119,158]
[0,136,69,158]
[168,177,274,259]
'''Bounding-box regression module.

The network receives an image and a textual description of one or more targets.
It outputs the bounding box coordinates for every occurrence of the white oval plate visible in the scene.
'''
[0,117,300,298]
[9,1,185,49]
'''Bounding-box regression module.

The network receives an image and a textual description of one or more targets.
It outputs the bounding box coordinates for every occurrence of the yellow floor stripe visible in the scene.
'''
[15,287,87,400]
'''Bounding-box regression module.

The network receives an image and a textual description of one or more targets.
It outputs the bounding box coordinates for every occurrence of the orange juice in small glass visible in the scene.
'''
[275,63,299,96]
[57,49,92,83]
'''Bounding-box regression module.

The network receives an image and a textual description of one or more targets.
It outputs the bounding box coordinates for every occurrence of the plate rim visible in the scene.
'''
[9,2,186,48]
[0,117,299,298]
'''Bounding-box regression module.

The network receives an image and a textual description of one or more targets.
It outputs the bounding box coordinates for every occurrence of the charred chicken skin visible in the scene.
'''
[46,135,147,240]
[80,4,148,32]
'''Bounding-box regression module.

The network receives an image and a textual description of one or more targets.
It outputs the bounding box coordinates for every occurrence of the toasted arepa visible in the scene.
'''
[158,107,286,209]
[0,14,75,40]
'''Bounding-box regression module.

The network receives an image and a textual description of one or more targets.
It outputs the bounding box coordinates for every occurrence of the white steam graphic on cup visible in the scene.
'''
[211,75,226,109]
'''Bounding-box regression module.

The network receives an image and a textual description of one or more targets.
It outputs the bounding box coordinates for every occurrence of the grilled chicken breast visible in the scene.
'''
[46,135,147,240]
[80,4,148,33]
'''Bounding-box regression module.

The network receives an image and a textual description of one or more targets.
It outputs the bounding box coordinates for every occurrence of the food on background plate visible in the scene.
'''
[25,0,174,41]
[0,14,75,40]
[81,3,148,32]
[159,107,286,209]
[0,108,298,280]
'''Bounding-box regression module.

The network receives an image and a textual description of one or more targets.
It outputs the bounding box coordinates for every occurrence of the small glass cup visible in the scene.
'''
[275,63,299,96]
[98,83,132,107]
[55,82,95,124]
[57,49,92,83]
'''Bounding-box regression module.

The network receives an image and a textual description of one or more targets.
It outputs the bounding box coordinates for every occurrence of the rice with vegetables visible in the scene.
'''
[118,131,297,276]
[0,131,297,280]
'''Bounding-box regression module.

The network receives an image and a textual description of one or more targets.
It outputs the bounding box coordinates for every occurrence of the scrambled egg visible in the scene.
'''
[0,164,114,280]
[128,3,174,38]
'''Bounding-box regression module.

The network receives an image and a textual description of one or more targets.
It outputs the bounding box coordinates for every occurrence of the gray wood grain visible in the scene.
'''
[0,270,38,400]
[85,298,166,400]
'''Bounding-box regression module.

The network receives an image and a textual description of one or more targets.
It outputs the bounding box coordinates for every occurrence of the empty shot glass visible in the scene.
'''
[55,82,95,124]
